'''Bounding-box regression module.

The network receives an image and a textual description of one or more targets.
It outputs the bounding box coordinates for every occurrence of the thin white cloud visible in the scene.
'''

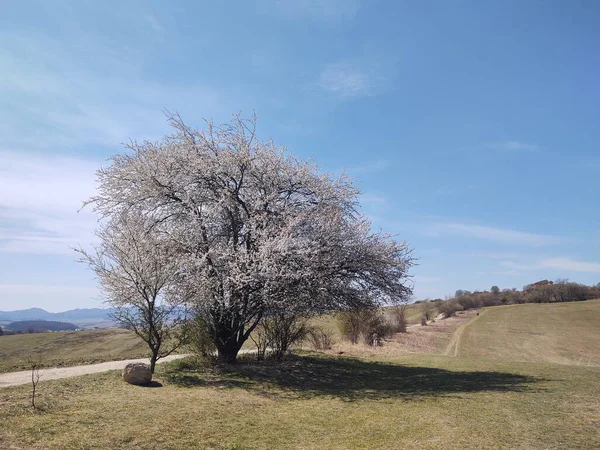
[0,32,226,151]
[503,258,600,274]
[426,222,565,246]
[486,141,538,151]
[0,151,99,255]
[541,257,600,273]
[360,193,387,205]
[318,62,378,98]
[143,12,165,35]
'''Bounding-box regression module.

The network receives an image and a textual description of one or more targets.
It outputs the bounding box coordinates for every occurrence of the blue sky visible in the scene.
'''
[1,1,599,312]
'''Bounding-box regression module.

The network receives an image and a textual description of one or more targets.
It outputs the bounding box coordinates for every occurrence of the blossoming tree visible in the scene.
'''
[83,114,414,363]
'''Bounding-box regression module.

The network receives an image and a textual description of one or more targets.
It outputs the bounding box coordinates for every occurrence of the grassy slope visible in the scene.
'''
[0,329,149,373]
[0,304,429,371]
[1,301,599,449]
[1,353,598,449]
[459,299,600,365]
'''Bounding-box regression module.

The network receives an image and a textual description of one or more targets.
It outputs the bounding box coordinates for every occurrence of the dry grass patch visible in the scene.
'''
[321,310,477,358]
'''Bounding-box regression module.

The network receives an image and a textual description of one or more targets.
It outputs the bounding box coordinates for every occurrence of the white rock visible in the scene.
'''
[122,362,152,385]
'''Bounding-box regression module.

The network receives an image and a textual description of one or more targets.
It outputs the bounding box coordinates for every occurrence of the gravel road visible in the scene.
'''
[0,354,190,388]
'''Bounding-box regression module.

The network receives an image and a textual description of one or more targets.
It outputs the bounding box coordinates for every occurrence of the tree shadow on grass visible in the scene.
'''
[163,354,544,401]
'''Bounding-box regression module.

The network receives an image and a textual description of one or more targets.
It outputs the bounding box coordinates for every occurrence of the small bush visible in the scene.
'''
[395,310,408,333]
[183,309,216,359]
[438,299,463,318]
[337,310,364,344]
[250,322,271,361]
[259,310,310,360]
[362,313,395,346]
[304,327,334,350]
[338,308,395,346]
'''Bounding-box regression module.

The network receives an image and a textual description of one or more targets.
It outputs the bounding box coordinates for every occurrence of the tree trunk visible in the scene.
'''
[215,339,243,364]
[150,351,158,374]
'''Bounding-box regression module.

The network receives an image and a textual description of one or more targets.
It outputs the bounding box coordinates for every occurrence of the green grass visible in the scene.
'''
[458,299,600,365]
[1,353,598,449]
[0,329,149,373]
[1,301,599,449]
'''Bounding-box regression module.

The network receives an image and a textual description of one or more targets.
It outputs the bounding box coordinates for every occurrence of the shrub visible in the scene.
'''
[337,310,364,344]
[304,327,334,350]
[338,308,395,346]
[362,313,395,346]
[183,308,216,359]
[438,299,463,318]
[250,322,271,361]
[395,310,408,333]
[261,310,310,360]
[420,301,435,321]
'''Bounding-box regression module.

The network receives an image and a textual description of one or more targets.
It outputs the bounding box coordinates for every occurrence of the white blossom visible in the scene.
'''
[84,113,414,362]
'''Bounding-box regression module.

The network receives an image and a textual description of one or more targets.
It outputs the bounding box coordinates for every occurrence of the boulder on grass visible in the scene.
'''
[122,362,152,386]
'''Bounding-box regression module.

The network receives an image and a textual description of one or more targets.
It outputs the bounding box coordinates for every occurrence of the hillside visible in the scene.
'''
[457,299,600,366]
[5,320,78,333]
[0,329,149,372]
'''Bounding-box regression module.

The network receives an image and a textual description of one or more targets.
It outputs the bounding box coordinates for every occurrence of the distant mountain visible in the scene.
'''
[0,308,113,322]
[54,308,114,321]
[6,320,79,332]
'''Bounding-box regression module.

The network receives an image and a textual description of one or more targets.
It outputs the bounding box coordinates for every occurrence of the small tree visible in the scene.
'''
[25,355,42,409]
[77,212,185,373]
[420,300,435,321]
[491,285,500,295]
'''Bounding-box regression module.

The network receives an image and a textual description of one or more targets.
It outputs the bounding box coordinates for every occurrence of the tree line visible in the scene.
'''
[428,279,600,318]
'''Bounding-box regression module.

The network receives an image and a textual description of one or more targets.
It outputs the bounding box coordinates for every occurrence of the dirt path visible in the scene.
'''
[406,313,444,329]
[0,354,191,388]
[444,309,485,357]
[0,349,264,388]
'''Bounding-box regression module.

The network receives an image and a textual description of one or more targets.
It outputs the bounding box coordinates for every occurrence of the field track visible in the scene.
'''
[444,309,485,357]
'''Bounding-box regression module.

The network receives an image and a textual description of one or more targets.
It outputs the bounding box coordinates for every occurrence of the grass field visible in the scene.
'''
[1,300,599,449]
[1,353,598,449]
[0,329,148,373]
[458,300,600,366]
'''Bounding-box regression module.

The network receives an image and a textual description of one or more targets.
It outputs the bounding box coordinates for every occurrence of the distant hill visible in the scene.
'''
[0,308,113,322]
[0,306,183,330]
[5,320,79,333]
